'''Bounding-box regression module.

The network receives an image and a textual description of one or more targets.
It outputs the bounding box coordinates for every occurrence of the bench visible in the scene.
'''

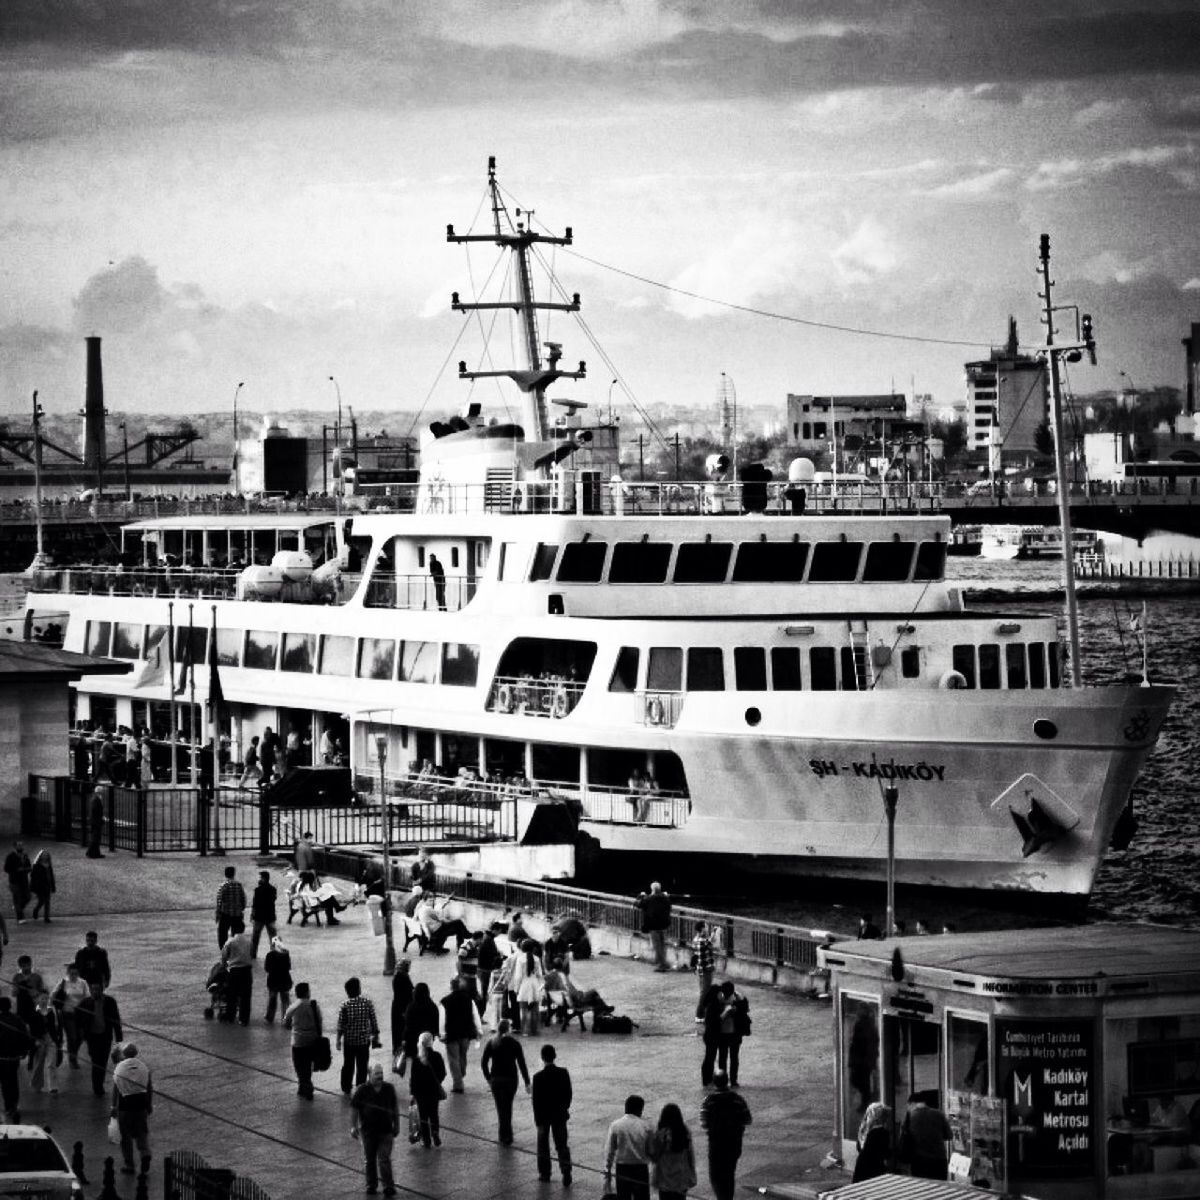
[401,915,428,956]
[541,986,588,1032]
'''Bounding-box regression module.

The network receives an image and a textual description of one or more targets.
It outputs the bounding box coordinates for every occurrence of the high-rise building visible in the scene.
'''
[965,317,1048,459]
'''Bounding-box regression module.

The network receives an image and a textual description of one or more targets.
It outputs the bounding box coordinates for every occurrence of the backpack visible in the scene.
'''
[733,996,752,1037]
[592,1013,637,1035]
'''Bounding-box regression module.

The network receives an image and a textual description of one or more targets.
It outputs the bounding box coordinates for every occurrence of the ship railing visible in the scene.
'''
[638,689,684,729]
[487,674,584,718]
[361,572,473,612]
[572,783,690,828]
[352,770,519,837]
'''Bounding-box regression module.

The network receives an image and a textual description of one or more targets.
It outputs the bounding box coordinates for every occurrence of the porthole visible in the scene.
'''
[1033,719,1058,740]
[745,707,762,727]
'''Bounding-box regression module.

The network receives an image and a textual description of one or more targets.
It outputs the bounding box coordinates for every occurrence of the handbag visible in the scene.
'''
[312,1035,332,1073]
[393,1051,407,1076]
[107,1116,121,1146]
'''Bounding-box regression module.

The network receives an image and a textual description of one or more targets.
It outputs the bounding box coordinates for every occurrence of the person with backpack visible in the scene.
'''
[283,981,322,1099]
[716,981,750,1088]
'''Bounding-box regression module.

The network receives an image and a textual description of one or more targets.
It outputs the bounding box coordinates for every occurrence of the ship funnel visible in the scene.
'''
[82,336,107,491]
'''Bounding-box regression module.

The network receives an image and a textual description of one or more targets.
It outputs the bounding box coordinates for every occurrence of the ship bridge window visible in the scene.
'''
[687,648,725,691]
[85,621,111,657]
[557,541,608,583]
[733,541,809,583]
[243,629,278,671]
[610,542,672,584]
[400,640,438,684]
[734,647,767,691]
[442,643,480,688]
[111,622,143,660]
[914,541,947,582]
[647,647,683,692]
[863,540,915,582]
[358,637,397,681]
[952,644,977,688]
[808,541,864,582]
[979,643,1001,689]
[771,647,803,690]
[810,647,837,691]
[282,632,316,674]
[214,627,241,667]
[497,637,598,684]
[1028,642,1047,689]
[901,646,921,678]
[1006,643,1027,689]
[674,542,733,583]
[530,543,559,581]
[319,634,355,676]
[609,646,640,693]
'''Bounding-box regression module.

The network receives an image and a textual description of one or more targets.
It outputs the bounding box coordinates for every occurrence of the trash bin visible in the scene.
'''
[366,894,385,936]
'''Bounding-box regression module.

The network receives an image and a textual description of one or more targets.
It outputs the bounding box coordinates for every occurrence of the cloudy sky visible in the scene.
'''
[2,0,1198,437]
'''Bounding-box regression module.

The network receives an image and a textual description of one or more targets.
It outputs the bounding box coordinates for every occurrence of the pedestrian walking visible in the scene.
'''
[214,866,247,950]
[85,790,105,858]
[29,851,56,922]
[456,931,482,1008]
[76,981,122,1096]
[400,981,439,1070]
[510,940,544,1036]
[700,1071,752,1200]
[11,955,45,1027]
[27,991,62,1094]
[531,1042,572,1185]
[479,1018,530,1146]
[635,882,672,971]
[650,1102,698,1200]
[52,962,89,1068]
[350,1062,400,1195]
[487,948,516,1031]
[698,984,722,1086]
[602,1093,654,1200]
[283,981,322,1099]
[690,921,716,1007]
[220,920,254,1025]
[716,981,750,1087]
[390,959,413,1068]
[476,927,502,1016]
[74,930,112,989]
[111,1041,153,1177]
[438,975,481,1093]
[263,937,293,1023]
[3,841,31,922]
[408,1030,446,1148]
[238,736,261,790]
[0,996,30,1121]
[250,871,278,957]
[337,977,380,1095]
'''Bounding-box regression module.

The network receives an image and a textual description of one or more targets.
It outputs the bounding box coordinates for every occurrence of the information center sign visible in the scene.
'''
[996,1018,1095,1178]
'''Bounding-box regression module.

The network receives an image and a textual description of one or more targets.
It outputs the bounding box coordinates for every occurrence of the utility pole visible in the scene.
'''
[25,391,49,575]
[638,434,645,482]
[673,433,681,479]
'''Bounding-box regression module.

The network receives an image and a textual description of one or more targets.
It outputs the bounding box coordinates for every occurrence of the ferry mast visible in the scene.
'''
[448,156,586,443]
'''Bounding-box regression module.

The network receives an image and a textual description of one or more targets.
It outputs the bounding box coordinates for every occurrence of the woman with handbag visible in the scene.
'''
[283,981,322,1099]
[408,1030,447,1148]
[650,1102,698,1200]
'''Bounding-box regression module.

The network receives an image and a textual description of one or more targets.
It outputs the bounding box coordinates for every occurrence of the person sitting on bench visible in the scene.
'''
[294,870,344,927]
[416,894,470,954]
[543,965,613,1017]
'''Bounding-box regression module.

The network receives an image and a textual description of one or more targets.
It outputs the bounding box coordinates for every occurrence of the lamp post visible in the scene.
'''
[329,376,343,448]
[374,732,396,975]
[25,391,49,575]
[883,785,898,937]
[606,378,618,424]
[120,421,131,501]
[232,382,244,494]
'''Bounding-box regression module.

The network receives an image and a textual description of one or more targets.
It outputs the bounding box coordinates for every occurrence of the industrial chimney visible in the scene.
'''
[1184,322,1199,417]
[82,335,107,493]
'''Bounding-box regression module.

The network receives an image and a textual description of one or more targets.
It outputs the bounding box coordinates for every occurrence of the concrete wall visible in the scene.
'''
[0,681,70,835]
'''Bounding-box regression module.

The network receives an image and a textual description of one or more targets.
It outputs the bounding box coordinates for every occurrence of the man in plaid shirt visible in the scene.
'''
[336,976,379,1094]
[691,921,716,1010]
[214,866,246,950]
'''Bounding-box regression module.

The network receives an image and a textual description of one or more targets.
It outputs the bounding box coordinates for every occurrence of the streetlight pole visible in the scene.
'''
[232,382,244,494]
[25,391,49,575]
[330,376,343,448]
[120,421,131,501]
[374,732,396,975]
[606,378,618,424]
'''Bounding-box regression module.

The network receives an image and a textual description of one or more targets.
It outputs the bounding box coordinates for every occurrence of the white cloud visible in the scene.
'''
[830,217,898,285]
[1184,278,1200,291]
[926,167,1014,198]
[1026,144,1192,191]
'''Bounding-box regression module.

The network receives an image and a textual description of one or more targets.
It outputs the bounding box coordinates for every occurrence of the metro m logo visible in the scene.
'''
[1013,1072,1033,1109]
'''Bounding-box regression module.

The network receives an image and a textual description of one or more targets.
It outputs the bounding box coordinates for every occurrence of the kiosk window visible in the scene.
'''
[842,997,881,1137]
[949,1014,989,1097]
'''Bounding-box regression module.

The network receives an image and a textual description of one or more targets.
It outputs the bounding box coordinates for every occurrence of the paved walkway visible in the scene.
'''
[0,836,848,1200]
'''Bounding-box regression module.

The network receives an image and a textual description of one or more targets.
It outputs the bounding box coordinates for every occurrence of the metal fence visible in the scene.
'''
[165,1149,273,1200]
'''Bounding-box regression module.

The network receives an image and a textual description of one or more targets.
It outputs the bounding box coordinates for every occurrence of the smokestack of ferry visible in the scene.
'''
[82,335,106,491]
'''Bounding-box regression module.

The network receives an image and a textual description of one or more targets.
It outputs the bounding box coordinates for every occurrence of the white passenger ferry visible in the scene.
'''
[22,161,1173,896]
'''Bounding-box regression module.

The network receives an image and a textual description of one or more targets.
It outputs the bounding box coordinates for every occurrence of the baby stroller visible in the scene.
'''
[203,960,229,1020]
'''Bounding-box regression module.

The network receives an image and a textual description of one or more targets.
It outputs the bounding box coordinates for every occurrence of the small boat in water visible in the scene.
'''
[20,161,1173,897]
[981,524,1101,561]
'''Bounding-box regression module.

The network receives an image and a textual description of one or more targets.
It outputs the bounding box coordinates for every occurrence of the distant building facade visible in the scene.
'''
[785,393,910,466]
[965,317,1048,459]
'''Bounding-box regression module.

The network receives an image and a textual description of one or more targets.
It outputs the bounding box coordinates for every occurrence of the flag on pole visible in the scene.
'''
[141,629,170,689]
[176,621,193,695]
[208,608,224,716]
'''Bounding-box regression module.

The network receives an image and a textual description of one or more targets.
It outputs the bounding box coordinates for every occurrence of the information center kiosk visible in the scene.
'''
[820,925,1200,1198]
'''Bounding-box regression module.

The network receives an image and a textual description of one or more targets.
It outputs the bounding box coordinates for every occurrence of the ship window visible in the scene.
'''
[610,542,672,584]
[808,541,864,582]
[687,647,724,691]
[251,530,276,564]
[176,625,209,668]
[734,647,767,691]
[863,541,915,582]
[111,622,143,660]
[399,640,438,684]
[1048,644,1061,688]
[1028,642,1047,689]
[609,647,640,693]
[144,625,168,660]
[281,632,316,674]
[814,422,827,439]
[979,643,1001,689]
[674,542,733,583]
[1006,643,1027,689]
[319,635,354,676]
[450,547,459,569]
[442,643,479,688]
[214,627,241,667]
[952,644,976,688]
[732,541,809,582]
[914,541,947,581]
[243,629,278,671]
[901,646,921,678]
[84,621,110,656]
[842,645,868,690]
[810,647,837,691]
[417,546,426,569]
[771,647,803,691]
[530,544,558,581]
[358,637,396,681]
[557,541,607,583]
[647,647,682,692]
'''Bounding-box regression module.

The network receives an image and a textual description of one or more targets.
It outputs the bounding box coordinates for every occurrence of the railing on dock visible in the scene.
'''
[1075,553,1200,581]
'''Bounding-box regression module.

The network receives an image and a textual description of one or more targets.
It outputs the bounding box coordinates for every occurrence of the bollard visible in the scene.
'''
[135,1167,150,1200]
[98,1155,120,1200]
[71,1140,89,1184]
